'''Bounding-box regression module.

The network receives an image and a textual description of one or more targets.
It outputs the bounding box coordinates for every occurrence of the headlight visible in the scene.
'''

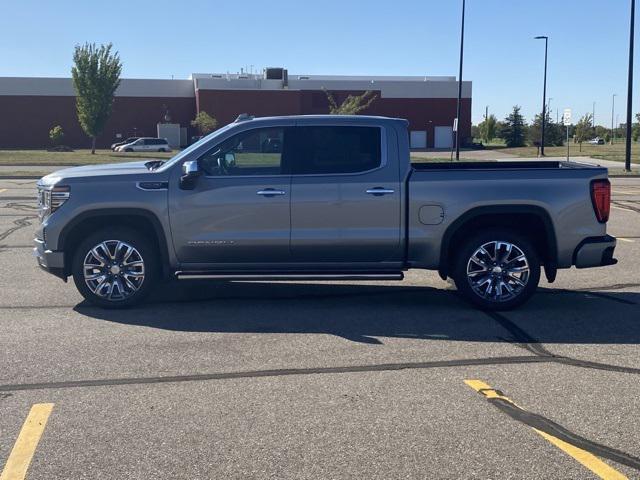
[37,185,70,218]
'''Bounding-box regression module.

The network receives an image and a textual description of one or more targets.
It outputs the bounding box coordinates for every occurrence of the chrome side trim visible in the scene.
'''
[136,181,168,191]
[366,188,395,195]
[257,189,286,196]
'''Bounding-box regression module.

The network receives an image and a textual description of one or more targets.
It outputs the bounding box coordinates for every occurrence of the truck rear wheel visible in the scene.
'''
[71,228,158,308]
[451,229,540,310]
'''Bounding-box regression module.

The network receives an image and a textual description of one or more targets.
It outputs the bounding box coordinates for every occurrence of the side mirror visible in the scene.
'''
[224,152,236,167]
[180,160,200,190]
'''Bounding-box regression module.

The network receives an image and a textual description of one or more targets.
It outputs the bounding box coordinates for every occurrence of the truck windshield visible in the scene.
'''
[156,123,236,172]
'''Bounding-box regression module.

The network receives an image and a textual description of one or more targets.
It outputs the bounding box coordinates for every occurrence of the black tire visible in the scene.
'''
[72,227,158,308]
[451,229,540,311]
[158,148,166,152]
[125,148,133,152]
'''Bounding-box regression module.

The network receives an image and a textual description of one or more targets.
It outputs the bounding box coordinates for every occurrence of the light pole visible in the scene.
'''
[611,93,617,145]
[535,36,549,156]
[454,0,466,161]
[593,101,596,126]
[625,0,635,172]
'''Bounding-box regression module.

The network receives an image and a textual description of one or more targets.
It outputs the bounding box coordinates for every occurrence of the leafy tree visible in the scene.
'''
[498,106,527,147]
[324,89,377,114]
[71,43,122,154]
[191,111,218,135]
[574,113,593,152]
[595,125,609,139]
[478,114,498,143]
[49,125,64,145]
[633,113,640,142]
[471,124,480,140]
[529,111,564,147]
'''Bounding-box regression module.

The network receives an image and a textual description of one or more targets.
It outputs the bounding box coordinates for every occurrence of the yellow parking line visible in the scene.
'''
[536,430,627,480]
[0,403,54,480]
[0,189,7,194]
[617,237,635,243]
[612,190,637,195]
[464,380,627,480]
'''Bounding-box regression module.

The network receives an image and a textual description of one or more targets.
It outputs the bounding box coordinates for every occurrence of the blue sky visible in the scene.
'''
[0,0,636,125]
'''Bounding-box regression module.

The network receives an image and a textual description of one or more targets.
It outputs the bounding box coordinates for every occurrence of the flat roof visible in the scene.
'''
[0,77,195,97]
[0,73,472,99]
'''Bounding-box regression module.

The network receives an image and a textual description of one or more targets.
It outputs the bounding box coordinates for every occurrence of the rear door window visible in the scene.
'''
[291,126,381,175]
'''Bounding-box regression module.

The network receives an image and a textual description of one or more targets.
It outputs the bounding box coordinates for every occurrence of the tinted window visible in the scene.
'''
[292,126,381,175]
[199,127,286,176]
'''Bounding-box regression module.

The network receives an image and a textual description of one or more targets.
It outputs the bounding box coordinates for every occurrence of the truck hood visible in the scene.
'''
[39,160,157,185]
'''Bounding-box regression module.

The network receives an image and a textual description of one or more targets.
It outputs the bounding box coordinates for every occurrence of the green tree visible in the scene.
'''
[528,111,564,147]
[478,114,498,143]
[49,125,64,146]
[595,125,609,139]
[632,113,640,142]
[574,113,593,152]
[499,106,527,147]
[191,111,218,135]
[324,89,377,114]
[71,43,122,154]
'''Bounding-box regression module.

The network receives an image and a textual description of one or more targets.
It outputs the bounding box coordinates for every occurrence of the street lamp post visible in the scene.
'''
[535,36,549,156]
[593,101,596,126]
[611,94,617,145]
[454,0,466,161]
[625,0,635,172]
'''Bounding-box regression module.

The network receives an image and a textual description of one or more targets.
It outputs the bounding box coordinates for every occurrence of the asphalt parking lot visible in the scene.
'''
[0,177,639,479]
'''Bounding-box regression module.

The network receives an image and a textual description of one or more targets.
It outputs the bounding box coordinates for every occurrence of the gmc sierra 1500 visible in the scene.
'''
[35,115,617,310]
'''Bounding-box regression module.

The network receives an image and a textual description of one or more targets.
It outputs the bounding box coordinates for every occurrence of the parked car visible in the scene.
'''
[110,137,140,151]
[115,137,171,153]
[34,115,616,310]
[588,137,606,145]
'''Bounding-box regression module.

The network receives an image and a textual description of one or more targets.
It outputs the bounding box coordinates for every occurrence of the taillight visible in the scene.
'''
[590,179,611,223]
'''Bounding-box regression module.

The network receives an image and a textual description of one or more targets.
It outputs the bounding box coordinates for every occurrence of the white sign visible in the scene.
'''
[453,118,458,132]
[563,109,572,126]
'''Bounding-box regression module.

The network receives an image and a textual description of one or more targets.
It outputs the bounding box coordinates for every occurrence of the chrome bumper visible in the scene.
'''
[574,235,617,269]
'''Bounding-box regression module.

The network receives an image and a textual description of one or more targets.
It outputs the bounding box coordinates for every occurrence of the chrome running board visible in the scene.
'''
[175,271,404,281]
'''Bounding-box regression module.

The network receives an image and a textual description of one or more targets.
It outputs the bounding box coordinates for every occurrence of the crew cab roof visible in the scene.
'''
[232,114,409,127]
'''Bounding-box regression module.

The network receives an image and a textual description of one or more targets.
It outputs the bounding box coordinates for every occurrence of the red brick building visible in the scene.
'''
[0,69,471,149]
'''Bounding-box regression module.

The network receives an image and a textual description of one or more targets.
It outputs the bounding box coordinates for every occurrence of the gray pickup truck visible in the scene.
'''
[34,115,617,310]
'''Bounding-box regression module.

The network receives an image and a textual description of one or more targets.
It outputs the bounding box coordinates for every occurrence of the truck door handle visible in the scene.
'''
[257,189,286,196]
[366,188,395,196]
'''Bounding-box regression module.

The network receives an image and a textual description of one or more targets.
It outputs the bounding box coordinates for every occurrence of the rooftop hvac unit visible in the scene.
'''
[264,67,286,80]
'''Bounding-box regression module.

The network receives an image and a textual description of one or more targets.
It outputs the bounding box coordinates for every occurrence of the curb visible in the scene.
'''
[0,176,42,179]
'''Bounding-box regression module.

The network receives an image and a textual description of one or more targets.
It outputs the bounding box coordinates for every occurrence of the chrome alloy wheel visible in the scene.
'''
[83,240,145,301]
[466,240,530,302]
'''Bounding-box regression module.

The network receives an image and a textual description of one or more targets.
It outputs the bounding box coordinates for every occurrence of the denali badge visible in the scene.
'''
[188,240,235,246]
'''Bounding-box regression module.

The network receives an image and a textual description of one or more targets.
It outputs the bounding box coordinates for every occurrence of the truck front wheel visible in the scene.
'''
[451,229,540,310]
[71,228,158,308]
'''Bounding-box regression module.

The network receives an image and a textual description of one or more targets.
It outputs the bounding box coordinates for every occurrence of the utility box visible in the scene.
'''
[157,123,181,148]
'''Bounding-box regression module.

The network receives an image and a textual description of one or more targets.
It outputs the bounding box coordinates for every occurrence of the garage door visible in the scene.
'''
[410,131,427,149]
[434,126,453,149]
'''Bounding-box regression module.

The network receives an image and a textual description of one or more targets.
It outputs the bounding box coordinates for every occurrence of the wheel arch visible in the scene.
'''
[438,205,558,282]
[58,208,171,278]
